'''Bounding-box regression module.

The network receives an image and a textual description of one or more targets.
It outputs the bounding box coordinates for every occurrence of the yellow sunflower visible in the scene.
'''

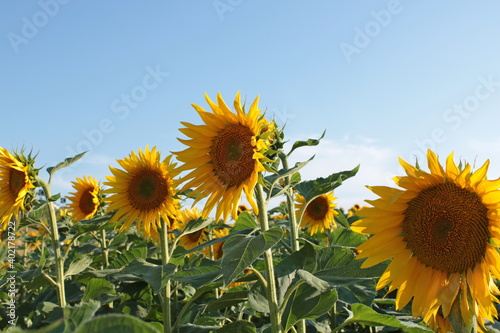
[177,208,209,251]
[104,146,180,240]
[0,148,36,229]
[295,192,338,235]
[352,149,500,332]
[175,92,273,221]
[67,175,103,222]
[202,226,230,260]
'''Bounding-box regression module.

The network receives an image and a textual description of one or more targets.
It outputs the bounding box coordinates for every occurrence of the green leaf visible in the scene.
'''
[221,227,283,286]
[329,228,367,248]
[65,256,93,278]
[248,281,269,313]
[179,324,220,333]
[82,278,115,302]
[270,158,311,185]
[232,212,258,232]
[294,165,359,202]
[283,281,338,331]
[288,130,326,155]
[47,152,86,181]
[205,290,249,311]
[172,259,222,289]
[315,247,386,279]
[74,313,161,333]
[180,217,214,236]
[217,321,256,332]
[334,211,351,228]
[72,214,113,233]
[337,303,432,332]
[108,245,147,269]
[124,259,176,294]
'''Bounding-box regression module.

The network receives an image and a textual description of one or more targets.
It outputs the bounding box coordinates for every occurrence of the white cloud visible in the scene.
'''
[285,136,401,209]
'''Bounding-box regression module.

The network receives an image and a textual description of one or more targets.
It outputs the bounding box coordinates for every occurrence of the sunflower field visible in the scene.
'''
[2,92,500,333]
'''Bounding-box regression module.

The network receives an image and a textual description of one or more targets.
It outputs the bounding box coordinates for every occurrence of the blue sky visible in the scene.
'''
[2,1,500,209]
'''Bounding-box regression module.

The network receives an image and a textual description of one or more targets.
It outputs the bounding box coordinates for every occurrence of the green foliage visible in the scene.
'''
[221,226,283,286]
[5,132,476,333]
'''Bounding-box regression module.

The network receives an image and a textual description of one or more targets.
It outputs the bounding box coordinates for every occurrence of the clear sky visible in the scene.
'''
[2,1,500,209]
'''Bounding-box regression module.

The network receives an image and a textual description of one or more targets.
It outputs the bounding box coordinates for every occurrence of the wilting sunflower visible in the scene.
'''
[104,146,180,240]
[175,92,274,221]
[177,208,209,250]
[352,150,500,332]
[295,192,338,235]
[0,148,36,229]
[67,176,103,222]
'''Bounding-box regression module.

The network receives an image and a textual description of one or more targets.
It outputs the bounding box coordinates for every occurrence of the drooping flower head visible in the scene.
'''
[352,150,500,332]
[67,175,104,222]
[175,92,274,221]
[104,146,180,240]
[0,148,37,229]
[295,192,338,235]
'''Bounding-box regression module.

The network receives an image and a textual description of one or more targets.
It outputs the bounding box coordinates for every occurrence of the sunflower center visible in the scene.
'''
[306,196,329,220]
[79,188,97,215]
[9,168,26,196]
[128,168,169,211]
[402,182,489,273]
[211,124,255,187]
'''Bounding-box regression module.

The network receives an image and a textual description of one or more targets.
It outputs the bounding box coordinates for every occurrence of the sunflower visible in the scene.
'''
[295,192,338,235]
[177,208,209,250]
[0,148,36,229]
[352,150,500,332]
[67,176,103,222]
[175,92,273,221]
[104,146,180,240]
[202,226,230,260]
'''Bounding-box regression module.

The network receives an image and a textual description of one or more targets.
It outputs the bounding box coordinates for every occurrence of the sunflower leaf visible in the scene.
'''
[47,151,87,182]
[180,217,215,236]
[65,256,93,278]
[288,130,326,156]
[221,226,283,286]
[336,303,432,332]
[74,313,161,333]
[215,320,256,332]
[282,278,338,331]
[294,165,360,203]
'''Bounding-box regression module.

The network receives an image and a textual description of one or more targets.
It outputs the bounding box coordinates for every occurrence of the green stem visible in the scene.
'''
[279,153,306,333]
[329,301,337,332]
[255,183,282,333]
[100,229,109,268]
[159,219,172,333]
[37,177,66,308]
[279,153,300,252]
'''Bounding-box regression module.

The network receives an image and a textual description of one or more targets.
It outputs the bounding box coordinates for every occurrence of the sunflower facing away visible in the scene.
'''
[295,192,338,235]
[104,146,180,240]
[0,148,36,229]
[352,150,500,332]
[67,175,103,222]
[175,92,273,221]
